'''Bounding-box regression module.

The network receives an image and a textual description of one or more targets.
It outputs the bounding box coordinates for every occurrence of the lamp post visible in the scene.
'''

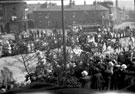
[110,13,114,27]
[94,0,97,24]
[134,0,135,12]
[25,8,28,31]
[61,0,66,70]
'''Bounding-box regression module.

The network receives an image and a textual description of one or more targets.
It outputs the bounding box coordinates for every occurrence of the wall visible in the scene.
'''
[33,10,109,29]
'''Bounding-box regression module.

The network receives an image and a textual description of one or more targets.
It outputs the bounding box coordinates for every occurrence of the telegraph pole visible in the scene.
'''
[61,0,66,70]
[116,0,118,24]
[134,0,135,22]
[134,0,135,12]
[95,0,97,24]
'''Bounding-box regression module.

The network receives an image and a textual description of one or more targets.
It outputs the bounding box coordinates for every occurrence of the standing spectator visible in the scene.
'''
[91,68,104,90]
[80,70,91,88]
[119,64,128,89]
[103,61,114,90]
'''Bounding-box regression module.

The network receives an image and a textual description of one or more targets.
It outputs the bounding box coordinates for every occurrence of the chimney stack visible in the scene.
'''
[72,0,75,5]
[134,0,135,12]
[69,0,72,6]
[115,0,118,24]
[84,1,86,5]
[116,0,118,8]
[69,0,75,7]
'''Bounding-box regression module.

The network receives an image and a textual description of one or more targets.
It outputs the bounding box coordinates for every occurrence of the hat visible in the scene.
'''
[36,50,41,55]
[109,61,114,67]
[121,64,127,69]
[81,70,88,77]
[41,59,46,64]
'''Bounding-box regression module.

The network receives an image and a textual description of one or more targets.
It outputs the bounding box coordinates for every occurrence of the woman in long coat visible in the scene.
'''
[103,61,114,90]
[91,68,104,90]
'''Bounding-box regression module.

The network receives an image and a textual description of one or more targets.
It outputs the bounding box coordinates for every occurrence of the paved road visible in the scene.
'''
[4,82,135,94]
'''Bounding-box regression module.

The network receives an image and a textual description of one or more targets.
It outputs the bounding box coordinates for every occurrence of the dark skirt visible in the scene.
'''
[91,73,104,90]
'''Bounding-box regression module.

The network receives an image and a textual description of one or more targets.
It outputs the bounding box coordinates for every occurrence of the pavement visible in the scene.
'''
[0,53,38,83]
[4,82,135,94]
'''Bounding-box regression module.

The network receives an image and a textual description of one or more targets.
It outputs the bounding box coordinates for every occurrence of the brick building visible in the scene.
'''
[0,0,26,33]
[96,0,127,25]
[31,2,110,29]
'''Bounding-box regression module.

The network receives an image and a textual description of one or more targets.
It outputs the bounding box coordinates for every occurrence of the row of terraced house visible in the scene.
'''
[0,0,128,33]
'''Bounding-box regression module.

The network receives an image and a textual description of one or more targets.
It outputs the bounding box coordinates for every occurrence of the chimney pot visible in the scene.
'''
[73,0,75,5]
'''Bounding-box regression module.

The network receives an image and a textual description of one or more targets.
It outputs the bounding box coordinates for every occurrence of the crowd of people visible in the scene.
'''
[21,26,135,90]
[25,46,135,90]
[0,25,134,57]
[0,25,135,92]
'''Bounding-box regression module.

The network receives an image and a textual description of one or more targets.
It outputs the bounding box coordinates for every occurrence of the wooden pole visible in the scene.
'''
[61,0,66,70]
[134,0,135,22]
[134,0,135,12]
[95,0,97,24]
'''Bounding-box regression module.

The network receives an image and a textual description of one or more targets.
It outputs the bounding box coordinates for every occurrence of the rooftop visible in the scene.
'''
[27,4,41,14]
[0,0,25,3]
[34,4,109,12]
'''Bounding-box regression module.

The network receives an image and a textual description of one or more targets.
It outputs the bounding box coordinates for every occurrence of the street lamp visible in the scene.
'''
[134,0,135,12]
[24,8,28,31]
[110,13,114,27]
[25,8,28,19]
[94,0,97,24]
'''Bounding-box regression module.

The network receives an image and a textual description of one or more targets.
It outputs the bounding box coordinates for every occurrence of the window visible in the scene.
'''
[39,20,42,23]
[72,12,76,18]
[38,16,43,20]
[73,15,76,18]
[48,21,51,26]
[73,21,76,24]
[45,16,49,19]
[38,12,42,15]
